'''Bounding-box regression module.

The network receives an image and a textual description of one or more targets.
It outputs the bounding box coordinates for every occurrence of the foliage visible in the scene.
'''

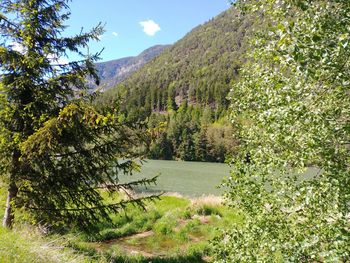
[213,0,350,261]
[146,108,237,162]
[0,0,157,230]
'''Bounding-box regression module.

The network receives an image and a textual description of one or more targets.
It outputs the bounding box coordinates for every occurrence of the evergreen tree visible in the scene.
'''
[0,0,156,230]
[194,128,208,162]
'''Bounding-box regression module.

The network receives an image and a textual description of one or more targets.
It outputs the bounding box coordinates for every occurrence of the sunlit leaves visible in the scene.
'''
[213,0,350,261]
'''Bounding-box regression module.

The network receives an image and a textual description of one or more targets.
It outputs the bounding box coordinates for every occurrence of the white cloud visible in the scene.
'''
[10,42,25,54]
[10,42,68,65]
[56,57,69,65]
[47,53,68,65]
[139,20,161,36]
[112,32,119,37]
[97,34,105,40]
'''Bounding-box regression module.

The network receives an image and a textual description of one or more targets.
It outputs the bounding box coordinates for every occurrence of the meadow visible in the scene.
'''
[67,195,242,262]
[0,161,238,262]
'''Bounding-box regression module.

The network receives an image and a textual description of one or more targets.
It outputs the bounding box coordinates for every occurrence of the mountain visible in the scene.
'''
[101,7,255,111]
[94,44,170,91]
[97,6,258,162]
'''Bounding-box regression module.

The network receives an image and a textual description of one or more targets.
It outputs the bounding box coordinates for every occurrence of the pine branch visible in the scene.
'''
[0,12,18,30]
[101,176,159,191]
[26,193,163,212]
[19,176,159,195]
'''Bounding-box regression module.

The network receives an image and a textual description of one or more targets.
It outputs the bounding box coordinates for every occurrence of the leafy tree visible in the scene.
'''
[213,0,350,261]
[206,123,235,162]
[0,0,156,230]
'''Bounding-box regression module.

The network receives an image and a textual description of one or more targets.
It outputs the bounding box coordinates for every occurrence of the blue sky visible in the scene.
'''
[65,0,230,62]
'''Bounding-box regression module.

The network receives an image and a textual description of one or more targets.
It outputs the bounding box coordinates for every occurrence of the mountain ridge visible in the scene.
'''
[102,7,254,112]
[94,44,171,91]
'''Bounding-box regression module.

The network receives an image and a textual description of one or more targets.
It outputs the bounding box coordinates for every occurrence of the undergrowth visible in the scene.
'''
[0,185,242,262]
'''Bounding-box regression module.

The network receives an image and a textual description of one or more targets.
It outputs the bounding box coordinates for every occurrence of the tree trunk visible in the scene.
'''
[2,182,18,228]
[3,150,20,229]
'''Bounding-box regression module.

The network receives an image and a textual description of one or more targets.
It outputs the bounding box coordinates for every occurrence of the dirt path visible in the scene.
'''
[119,230,154,240]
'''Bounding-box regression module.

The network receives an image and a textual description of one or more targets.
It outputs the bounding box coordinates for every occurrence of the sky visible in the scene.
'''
[65,0,230,62]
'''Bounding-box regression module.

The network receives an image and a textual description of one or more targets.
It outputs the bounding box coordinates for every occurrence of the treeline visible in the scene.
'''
[145,101,236,162]
[97,95,236,162]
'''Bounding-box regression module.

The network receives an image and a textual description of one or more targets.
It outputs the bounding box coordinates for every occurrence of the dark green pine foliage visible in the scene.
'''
[0,0,157,230]
[97,6,257,162]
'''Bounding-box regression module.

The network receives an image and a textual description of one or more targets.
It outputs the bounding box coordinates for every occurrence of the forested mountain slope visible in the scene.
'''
[110,7,253,111]
[98,7,258,162]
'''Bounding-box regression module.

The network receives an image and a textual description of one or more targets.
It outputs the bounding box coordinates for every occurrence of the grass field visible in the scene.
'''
[66,195,242,262]
[0,166,241,262]
[0,195,240,262]
[120,160,230,197]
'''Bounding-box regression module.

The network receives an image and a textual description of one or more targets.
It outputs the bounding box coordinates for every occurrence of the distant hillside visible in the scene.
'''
[93,45,170,91]
[101,7,255,112]
[96,6,259,162]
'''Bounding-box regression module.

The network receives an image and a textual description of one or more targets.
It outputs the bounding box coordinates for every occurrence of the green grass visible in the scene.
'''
[0,192,240,262]
[0,227,46,263]
[0,227,96,263]
[0,194,239,263]
[0,160,238,262]
[0,184,93,263]
[120,160,230,197]
[67,195,243,261]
